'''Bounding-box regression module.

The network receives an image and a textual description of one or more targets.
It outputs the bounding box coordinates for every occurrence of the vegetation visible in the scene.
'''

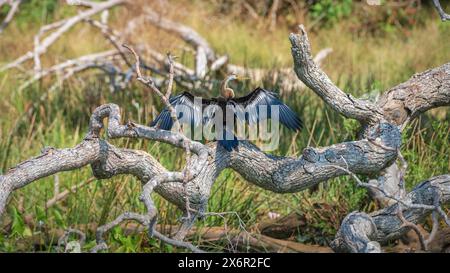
[0,0,448,252]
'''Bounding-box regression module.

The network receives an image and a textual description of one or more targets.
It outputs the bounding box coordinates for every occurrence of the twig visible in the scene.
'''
[58,228,86,253]
[86,18,134,68]
[201,211,253,252]
[424,211,440,248]
[331,158,440,212]
[397,204,427,251]
[91,194,204,253]
[268,0,279,31]
[165,53,175,99]
[46,177,96,209]
[242,1,260,21]
[153,230,205,253]
[331,156,450,252]
[394,148,427,251]
[123,44,182,133]
[123,44,198,224]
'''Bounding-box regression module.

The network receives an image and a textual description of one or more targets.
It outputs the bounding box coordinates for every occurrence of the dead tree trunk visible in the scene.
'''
[0,21,449,252]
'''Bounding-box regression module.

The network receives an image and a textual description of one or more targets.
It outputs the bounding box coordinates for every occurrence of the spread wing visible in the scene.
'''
[231,87,303,130]
[150,92,218,130]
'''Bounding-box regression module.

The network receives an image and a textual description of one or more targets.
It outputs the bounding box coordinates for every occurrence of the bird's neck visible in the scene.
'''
[220,78,235,99]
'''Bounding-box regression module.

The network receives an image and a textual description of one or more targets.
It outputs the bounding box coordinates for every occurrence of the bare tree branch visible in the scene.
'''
[226,47,332,92]
[0,0,125,72]
[46,177,96,209]
[18,50,120,91]
[433,0,450,21]
[242,1,260,21]
[0,0,22,34]
[290,25,383,124]
[377,63,450,130]
[143,6,215,62]
[268,0,280,31]
[58,228,86,253]
[332,175,450,253]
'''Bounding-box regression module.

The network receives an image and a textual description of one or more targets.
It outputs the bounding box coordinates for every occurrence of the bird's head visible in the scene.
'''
[221,74,250,99]
[226,73,238,82]
[226,73,248,82]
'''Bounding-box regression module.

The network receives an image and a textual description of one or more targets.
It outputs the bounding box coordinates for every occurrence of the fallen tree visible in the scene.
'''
[0,2,449,253]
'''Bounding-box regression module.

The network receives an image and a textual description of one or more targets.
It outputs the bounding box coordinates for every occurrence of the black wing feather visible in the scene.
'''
[232,87,303,131]
[150,91,216,130]
[151,88,302,133]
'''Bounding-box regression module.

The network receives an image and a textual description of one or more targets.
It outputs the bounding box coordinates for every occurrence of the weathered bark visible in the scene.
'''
[229,124,400,193]
[0,110,400,217]
[368,163,404,206]
[0,20,449,252]
[377,63,450,129]
[290,26,383,124]
[332,175,450,253]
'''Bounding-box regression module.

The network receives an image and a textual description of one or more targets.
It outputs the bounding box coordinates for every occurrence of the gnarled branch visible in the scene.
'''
[0,21,449,253]
[290,25,383,124]
[332,175,450,253]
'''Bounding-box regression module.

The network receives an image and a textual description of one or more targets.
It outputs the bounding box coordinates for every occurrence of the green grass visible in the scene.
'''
[0,2,449,252]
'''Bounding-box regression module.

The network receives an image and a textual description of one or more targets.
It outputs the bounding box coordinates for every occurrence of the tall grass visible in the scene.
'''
[0,1,448,252]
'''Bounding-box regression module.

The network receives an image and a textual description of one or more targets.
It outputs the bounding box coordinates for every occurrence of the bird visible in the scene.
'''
[150,74,303,151]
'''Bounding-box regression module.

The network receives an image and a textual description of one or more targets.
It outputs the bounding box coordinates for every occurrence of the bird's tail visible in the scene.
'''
[218,129,239,152]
